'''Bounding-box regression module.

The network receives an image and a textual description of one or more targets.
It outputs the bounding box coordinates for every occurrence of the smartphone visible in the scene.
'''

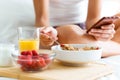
[86,16,120,33]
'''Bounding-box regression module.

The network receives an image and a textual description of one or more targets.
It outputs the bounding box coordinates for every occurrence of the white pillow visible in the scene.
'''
[0,0,34,45]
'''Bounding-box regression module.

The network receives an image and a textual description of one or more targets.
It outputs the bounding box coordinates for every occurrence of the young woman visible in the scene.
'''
[33,0,120,57]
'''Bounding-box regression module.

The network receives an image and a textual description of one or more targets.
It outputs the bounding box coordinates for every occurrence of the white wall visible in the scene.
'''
[101,0,120,17]
[0,0,34,44]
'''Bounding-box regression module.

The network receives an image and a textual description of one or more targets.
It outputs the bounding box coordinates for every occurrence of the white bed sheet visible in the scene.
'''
[0,55,120,80]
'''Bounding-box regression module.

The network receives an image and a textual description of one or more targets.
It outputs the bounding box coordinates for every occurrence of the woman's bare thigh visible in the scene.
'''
[56,25,96,44]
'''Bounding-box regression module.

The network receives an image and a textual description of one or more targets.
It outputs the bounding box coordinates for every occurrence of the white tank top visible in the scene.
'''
[49,0,88,26]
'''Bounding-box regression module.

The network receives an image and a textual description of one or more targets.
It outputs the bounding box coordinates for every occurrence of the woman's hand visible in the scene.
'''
[40,27,58,46]
[88,24,116,41]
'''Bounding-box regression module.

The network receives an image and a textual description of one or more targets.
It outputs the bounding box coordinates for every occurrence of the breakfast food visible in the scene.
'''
[19,39,39,53]
[17,50,52,72]
[60,44,99,51]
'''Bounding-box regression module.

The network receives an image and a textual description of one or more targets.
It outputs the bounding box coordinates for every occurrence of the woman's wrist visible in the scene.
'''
[35,18,50,27]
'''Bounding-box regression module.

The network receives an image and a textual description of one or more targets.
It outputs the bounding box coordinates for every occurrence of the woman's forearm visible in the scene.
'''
[86,0,102,29]
[33,0,49,27]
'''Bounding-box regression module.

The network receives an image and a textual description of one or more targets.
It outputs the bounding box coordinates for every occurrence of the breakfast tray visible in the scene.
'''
[0,49,113,80]
[0,61,113,80]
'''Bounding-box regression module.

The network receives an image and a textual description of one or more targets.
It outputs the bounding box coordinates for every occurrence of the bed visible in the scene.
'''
[0,0,120,80]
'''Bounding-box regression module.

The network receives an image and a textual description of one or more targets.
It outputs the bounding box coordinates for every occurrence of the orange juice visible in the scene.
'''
[19,39,39,52]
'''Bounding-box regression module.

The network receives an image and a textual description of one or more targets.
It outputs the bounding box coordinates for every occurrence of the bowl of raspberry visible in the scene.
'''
[12,50,55,72]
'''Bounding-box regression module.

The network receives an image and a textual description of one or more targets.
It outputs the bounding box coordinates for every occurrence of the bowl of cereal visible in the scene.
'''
[51,44,102,66]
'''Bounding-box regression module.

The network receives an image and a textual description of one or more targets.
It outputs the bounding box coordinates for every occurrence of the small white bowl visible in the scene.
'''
[51,44,102,66]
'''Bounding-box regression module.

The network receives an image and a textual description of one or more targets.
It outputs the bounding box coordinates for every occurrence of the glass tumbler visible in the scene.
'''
[18,27,40,54]
[0,43,15,67]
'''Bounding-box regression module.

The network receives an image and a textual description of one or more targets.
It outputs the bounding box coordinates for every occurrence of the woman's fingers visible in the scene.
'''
[90,24,115,34]
[88,24,115,41]
[89,31,115,41]
[94,34,114,41]
[40,27,52,33]
[40,27,58,40]
[101,24,115,29]
[90,33,113,39]
[40,28,58,46]
[90,29,115,35]
[40,33,54,46]
[40,27,57,35]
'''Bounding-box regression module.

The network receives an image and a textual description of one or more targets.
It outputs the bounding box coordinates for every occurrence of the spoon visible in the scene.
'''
[41,32,61,45]
[54,40,60,45]
[48,36,60,45]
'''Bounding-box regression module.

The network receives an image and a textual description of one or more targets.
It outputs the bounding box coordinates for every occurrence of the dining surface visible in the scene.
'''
[0,49,120,80]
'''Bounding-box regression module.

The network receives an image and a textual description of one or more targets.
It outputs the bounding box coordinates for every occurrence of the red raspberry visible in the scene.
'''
[32,50,39,56]
[26,51,33,56]
[26,55,32,65]
[39,54,52,64]
[21,51,27,55]
[38,57,46,67]
[60,44,65,47]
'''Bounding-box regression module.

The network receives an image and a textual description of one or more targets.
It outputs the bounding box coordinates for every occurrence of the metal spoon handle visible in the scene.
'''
[48,36,60,45]
[54,40,60,45]
[41,32,60,45]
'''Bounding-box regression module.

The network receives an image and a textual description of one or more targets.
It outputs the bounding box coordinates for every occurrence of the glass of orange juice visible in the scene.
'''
[18,27,40,54]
